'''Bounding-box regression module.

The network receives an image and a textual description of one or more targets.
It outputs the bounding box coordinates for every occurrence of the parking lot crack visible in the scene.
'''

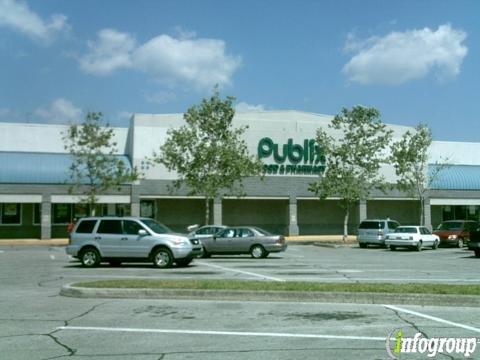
[65,302,109,326]
[38,276,65,288]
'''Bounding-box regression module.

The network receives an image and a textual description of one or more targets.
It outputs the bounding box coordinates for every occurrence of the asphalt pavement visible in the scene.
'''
[0,244,479,359]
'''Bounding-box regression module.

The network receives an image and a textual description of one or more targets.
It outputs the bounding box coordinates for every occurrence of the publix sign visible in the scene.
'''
[257,137,326,175]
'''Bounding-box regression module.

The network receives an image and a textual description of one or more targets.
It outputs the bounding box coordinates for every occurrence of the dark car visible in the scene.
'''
[433,220,479,248]
[200,226,287,258]
[468,227,480,257]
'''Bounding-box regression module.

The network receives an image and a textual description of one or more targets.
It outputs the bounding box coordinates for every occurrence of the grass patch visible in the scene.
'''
[72,279,480,296]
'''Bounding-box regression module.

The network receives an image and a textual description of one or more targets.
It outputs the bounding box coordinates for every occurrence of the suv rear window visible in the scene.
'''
[359,221,382,229]
[76,220,97,234]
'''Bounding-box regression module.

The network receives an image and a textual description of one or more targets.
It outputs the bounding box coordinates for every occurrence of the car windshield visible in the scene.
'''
[395,227,418,234]
[252,227,272,236]
[436,222,463,230]
[141,219,172,234]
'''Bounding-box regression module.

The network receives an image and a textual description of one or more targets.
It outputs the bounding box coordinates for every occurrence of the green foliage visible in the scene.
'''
[390,123,432,197]
[63,112,140,214]
[390,123,448,225]
[152,87,263,224]
[309,106,392,239]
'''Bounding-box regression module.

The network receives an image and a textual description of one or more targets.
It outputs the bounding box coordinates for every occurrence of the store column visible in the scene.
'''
[288,196,299,236]
[359,199,367,222]
[130,185,140,217]
[41,194,51,240]
[424,197,432,230]
[213,197,222,225]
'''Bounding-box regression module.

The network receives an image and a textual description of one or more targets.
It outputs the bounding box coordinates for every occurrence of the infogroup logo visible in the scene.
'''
[386,328,478,359]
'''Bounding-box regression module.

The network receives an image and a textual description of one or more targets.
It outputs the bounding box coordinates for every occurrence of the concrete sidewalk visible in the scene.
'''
[0,238,69,246]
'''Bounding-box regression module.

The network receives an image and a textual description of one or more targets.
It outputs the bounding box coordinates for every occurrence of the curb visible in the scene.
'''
[60,284,480,307]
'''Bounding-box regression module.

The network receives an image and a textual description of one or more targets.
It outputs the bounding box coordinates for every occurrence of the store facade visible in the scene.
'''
[1,111,480,239]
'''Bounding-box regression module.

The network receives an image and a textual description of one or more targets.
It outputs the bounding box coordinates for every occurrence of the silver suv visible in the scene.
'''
[357,219,400,248]
[66,217,202,268]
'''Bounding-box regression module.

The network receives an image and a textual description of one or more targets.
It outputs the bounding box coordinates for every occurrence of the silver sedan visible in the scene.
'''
[200,226,287,258]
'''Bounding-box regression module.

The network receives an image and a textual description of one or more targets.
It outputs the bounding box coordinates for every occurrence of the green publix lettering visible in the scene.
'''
[257,137,325,165]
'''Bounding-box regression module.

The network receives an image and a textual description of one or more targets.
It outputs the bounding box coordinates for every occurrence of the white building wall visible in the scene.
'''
[0,122,129,155]
[132,111,414,182]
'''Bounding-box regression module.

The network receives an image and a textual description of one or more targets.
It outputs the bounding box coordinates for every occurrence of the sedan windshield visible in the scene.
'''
[141,219,172,234]
[395,227,418,234]
[436,222,463,230]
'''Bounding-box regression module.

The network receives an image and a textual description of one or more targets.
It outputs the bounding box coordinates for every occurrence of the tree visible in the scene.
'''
[63,112,140,216]
[309,106,393,241]
[390,123,449,226]
[151,88,264,225]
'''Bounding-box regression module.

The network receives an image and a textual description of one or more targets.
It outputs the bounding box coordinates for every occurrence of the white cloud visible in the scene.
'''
[343,24,468,85]
[0,0,69,44]
[79,29,136,75]
[145,91,177,104]
[235,102,266,112]
[79,29,241,90]
[34,98,82,123]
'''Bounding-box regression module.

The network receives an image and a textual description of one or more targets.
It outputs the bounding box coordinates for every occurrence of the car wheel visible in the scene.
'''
[109,260,122,267]
[432,240,439,250]
[359,243,367,249]
[390,245,396,251]
[152,248,173,268]
[457,238,464,248]
[474,249,480,258]
[250,245,266,259]
[176,258,192,267]
[416,241,422,252]
[80,247,100,268]
[201,246,211,258]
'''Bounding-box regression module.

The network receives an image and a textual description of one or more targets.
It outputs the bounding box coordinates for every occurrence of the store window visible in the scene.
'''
[0,203,21,225]
[140,200,155,218]
[34,203,41,225]
[52,204,72,224]
[116,204,131,217]
[442,205,480,221]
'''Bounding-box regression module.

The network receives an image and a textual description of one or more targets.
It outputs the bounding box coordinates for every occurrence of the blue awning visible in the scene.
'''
[429,164,480,190]
[0,152,132,184]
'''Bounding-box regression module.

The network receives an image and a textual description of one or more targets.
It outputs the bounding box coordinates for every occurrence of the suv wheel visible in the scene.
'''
[457,238,464,248]
[152,248,173,268]
[80,247,100,268]
[359,243,367,249]
[474,249,480,258]
[390,245,396,251]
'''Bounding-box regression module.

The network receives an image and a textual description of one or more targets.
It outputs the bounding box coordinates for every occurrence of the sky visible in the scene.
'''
[0,0,479,141]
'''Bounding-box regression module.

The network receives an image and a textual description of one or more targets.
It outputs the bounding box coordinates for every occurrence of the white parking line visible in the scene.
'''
[197,262,285,282]
[57,326,386,341]
[384,305,480,334]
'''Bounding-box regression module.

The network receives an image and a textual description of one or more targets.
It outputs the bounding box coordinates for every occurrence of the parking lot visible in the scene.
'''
[1,244,479,359]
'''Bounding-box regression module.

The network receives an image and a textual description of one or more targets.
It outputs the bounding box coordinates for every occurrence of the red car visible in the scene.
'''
[433,220,479,247]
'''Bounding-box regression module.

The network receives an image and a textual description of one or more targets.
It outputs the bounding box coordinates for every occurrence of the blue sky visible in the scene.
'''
[0,0,478,141]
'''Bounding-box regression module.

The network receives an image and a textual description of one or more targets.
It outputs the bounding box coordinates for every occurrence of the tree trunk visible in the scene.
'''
[343,207,350,242]
[205,197,210,225]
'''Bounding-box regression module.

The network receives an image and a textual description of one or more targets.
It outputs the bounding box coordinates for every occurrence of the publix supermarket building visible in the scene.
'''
[1,110,480,240]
